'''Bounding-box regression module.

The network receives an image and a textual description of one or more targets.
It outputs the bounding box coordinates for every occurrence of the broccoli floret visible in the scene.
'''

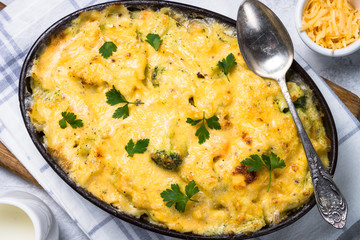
[283,96,306,113]
[151,150,182,170]
[151,66,165,87]
[294,96,306,109]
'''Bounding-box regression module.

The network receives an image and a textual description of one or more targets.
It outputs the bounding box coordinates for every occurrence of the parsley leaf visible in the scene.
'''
[186,118,202,126]
[242,154,265,172]
[59,110,83,129]
[186,112,221,144]
[160,180,199,212]
[161,184,188,210]
[217,53,237,81]
[269,152,286,169]
[125,139,149,157]
[106,85,127,105]
[195,122,209,145]
[113,104,129,119]
[59,118,67,129]
[206,115,221,130]
[242,152,285,191]
[105,85,143,119]
[99,41,117,59]
[185,180,199,199]
[145,33,162,51]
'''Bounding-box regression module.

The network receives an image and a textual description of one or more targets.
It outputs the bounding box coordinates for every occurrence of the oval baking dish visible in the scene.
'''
[19,1,338,239]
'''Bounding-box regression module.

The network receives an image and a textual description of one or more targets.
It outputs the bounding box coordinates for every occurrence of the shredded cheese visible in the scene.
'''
[300,0,360,51]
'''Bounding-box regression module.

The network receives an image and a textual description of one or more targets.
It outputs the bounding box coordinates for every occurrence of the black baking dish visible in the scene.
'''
[19,1,338,239]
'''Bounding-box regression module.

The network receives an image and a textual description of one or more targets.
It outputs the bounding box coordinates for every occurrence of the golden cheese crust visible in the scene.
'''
[29,5,330,235]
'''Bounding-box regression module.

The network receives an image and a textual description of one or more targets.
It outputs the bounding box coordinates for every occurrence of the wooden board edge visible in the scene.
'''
[0,2,6,11]
[322,78,360,119]
[0,142,40,186]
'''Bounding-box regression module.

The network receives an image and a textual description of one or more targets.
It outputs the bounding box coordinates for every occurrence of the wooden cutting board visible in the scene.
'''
[0,3,359,187]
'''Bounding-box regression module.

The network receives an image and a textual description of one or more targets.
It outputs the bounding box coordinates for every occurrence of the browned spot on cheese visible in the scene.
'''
[81,77,94,85]
[95,149,103,158]
[241,132,252,146]
[232,165,257,184]
[291,164,299,172]
[241,132,247,139]
[303,191,310,196]
[57,32,66,40]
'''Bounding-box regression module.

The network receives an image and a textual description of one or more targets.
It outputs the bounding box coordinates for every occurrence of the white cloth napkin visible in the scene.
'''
[0,0,359,239]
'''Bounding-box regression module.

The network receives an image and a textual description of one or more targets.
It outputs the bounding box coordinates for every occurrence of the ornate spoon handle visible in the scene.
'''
[277,76,348,228]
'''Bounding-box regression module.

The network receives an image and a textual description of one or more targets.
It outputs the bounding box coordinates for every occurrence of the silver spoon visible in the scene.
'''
[236,0,347,229]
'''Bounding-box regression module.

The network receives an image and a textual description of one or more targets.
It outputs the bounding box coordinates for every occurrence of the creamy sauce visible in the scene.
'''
[0,204,35,240]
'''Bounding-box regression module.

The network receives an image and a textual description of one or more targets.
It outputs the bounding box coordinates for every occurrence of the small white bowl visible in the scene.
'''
[295,0,360,57]
[0,190,59,240]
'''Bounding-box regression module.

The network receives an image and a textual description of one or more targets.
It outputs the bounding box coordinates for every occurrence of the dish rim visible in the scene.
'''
[18,1,338,239]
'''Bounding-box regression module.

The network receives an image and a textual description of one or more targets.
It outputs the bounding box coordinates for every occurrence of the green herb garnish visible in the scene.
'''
[160,180,199,212]
[99,41,117,59]
[145,33,162,51]
[283,96,306,113]
[125,139,149,157]
[217,53,237,81]
[242,152,286,191]
[106,85,143,119]
[186,112,221,144]
[59,110,83,129]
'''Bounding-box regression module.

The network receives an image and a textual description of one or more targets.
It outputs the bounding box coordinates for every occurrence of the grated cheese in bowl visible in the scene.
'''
[300,0,360,51]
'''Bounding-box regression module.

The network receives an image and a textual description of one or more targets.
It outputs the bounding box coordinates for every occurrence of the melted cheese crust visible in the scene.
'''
[29,5,330,235]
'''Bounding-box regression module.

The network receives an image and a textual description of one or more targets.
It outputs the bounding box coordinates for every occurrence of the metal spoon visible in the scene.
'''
[236,0,347,229]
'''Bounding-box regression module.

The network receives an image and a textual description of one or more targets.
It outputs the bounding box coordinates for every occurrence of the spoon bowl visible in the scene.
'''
[237,0,293,79]
[237,0,347,229]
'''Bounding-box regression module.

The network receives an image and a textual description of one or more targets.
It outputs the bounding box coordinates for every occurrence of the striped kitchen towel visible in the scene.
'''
[0,0,359,239]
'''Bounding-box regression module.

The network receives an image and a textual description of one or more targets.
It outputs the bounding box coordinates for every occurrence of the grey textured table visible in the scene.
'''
[0,1,359,240]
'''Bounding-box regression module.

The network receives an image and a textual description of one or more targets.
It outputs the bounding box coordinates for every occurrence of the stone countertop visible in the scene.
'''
[0,1,359,240]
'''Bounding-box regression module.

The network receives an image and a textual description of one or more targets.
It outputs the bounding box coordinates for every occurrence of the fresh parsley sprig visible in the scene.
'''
[186,112,221,144]
[106,85,144,119]
[242,152,286,191]
[145,33,162,51]
[217,53,237,81]
[59,110,83,129]
[99,41,117,59]
[125,139,149,157]
[160,180,199,212]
